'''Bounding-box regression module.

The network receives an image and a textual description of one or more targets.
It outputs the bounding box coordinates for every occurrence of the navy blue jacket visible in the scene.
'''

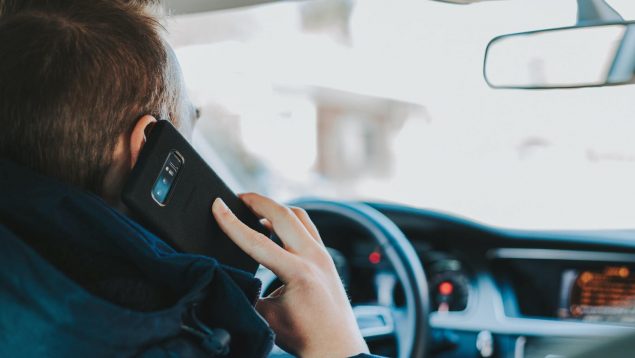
[0,160,275,357]
[0,160,381,357]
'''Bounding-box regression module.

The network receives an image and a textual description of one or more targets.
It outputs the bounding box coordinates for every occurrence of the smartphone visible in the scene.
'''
[122,120,268,274]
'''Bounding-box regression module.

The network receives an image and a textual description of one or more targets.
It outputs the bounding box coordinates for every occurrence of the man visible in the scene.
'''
[0,1,373,357]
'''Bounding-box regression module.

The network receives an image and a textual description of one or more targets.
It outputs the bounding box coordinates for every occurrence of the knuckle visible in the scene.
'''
[277,206,295,220]
[314,248,335,267]
[217,208,236,222]
[294,260,311,273]
[296,259,313,272]
[293,262,319,284]
[243,192,258,200]
[295,255,333,280]
[248,232,269,247]
[239,192,257,204]
[246,237,271,256]
[290,207,309,219]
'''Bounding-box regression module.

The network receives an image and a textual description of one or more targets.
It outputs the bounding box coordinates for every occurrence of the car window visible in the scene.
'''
[167,0,635,230]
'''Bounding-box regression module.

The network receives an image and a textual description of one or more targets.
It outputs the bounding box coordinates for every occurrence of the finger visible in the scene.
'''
[239,193,316,252]
[259,218,273,232]
[212,198,297,281]
[289,207,323,245]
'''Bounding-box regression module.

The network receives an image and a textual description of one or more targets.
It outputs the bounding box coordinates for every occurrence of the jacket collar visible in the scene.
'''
[0,159,274,357]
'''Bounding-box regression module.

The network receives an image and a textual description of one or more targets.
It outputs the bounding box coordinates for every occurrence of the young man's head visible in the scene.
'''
[0,0,196,205]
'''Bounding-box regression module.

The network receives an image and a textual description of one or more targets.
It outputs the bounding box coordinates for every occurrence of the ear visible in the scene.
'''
[129,115,157,168]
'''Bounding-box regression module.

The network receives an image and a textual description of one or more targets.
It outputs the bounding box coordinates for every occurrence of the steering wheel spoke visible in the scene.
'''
[354,305,396,339]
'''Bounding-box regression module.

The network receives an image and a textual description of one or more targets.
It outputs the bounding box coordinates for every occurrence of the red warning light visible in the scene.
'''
[439,281,454,296]
[369,251,381,265]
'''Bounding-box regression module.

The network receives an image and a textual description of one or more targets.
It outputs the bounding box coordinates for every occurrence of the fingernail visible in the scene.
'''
[214,198,230,213]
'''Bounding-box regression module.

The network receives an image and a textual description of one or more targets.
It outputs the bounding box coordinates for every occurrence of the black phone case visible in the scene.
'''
[122,120,266,274]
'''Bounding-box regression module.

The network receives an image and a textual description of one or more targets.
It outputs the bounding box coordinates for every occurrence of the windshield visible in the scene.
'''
[167,0,635,231]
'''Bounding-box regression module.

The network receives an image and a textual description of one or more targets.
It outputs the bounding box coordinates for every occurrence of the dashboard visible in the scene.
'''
[298,202,635,358]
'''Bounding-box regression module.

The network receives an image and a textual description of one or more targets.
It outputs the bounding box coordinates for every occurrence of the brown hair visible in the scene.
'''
[0,0,178,193]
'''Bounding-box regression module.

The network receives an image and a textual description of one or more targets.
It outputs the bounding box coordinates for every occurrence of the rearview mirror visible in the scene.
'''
[484,22,635,89]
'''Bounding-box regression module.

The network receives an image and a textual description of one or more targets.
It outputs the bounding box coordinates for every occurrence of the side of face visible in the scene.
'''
[102,43,198,210]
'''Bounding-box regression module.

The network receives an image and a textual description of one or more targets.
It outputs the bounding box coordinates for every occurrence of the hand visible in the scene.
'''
[212,193,369,358]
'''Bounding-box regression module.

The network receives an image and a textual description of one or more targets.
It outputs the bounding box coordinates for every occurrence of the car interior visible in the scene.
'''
[159,0,635,357]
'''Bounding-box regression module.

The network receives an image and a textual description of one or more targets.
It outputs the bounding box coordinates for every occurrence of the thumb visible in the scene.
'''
[256,286,285,327]
[257,298,298,356]
[255,297,279,324]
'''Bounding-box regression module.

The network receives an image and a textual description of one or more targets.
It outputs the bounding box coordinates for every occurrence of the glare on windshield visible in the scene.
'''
[169,0,635,230]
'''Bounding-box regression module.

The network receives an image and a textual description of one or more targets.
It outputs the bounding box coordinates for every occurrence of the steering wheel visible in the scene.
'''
[259,199,429,358]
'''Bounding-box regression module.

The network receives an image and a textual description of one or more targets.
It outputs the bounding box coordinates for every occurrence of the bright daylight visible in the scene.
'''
[170,0,635,230]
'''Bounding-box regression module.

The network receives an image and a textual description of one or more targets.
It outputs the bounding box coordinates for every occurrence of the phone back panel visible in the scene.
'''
[122,120,263,274]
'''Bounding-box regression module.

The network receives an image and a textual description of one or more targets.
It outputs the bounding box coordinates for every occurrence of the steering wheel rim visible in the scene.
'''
[288,199,429,358]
